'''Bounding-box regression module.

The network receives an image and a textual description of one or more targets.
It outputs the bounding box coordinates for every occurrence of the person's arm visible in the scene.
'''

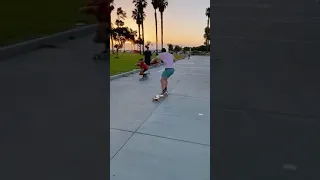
[151,56,160,64]
[174,56,179,62]
[150,57,157,64]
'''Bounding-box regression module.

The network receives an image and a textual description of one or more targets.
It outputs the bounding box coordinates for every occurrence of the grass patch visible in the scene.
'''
[110,53,146,76]
[0,1,95,46]
[110,52,184,76]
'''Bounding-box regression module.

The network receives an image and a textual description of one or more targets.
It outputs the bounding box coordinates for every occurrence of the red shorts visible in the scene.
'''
[139,65,148,71]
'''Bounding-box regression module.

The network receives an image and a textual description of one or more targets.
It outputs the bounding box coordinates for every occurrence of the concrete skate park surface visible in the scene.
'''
[110,56,210,180]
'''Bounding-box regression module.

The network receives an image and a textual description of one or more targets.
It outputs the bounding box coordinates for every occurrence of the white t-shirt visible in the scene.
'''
[157,52,174,68]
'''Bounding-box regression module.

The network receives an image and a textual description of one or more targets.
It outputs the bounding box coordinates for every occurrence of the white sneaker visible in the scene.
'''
[159,91,168,97]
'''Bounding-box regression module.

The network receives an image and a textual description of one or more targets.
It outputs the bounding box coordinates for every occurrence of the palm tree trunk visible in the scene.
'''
[154,9,158,54]
[160,12,164,49]
[141,20,145,54]
[109,14,113,55]
[138,24,141,53]
[207,17,210,52]
[138,24,141,38]
[111,37,114,54]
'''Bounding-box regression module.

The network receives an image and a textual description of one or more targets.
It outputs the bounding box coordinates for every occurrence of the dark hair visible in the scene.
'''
[161,48,166,52]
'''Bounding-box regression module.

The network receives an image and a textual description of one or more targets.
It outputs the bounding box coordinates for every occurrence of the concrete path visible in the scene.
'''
[110,56,210,180]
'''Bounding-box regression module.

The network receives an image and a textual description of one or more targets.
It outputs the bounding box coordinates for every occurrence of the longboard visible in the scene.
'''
[152,93,168,102]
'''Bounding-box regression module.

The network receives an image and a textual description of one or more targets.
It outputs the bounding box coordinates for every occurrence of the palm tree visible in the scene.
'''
[128,29,137,51]
[116,7,127,21]
[158,0,168,49]
[110,3,115,53]
[133,0,148,53]
[132,8,142,52]
[110,23,115,54]
[204,27,210,47]
[205,7,210,51]
[116,7,127,51]
[151,0,159,54]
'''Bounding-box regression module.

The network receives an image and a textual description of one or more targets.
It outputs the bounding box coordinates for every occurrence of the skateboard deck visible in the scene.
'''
[152,93,168,101]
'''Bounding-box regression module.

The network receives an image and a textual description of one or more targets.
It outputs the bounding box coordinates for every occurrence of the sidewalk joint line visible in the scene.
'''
[110,128,134,133]
[217,106,320,120]
[110,128,210,148]
[169,93,210,100]
[135,132,210,147]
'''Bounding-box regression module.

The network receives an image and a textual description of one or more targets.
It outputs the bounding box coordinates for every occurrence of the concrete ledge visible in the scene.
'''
[0,24,97,60]
[110,69,140,81]
[110,65,162,81]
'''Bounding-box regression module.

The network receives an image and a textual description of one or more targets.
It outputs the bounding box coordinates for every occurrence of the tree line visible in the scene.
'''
[166,44,210,53]
[109,0,169,57]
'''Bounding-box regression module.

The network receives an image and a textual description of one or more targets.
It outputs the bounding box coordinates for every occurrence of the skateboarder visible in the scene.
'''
[136,58,149,80]
[151,48,176,96]
[79,0,113,60]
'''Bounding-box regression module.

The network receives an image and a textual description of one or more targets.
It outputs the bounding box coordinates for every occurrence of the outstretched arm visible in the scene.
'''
[151,57,159,64]
[173,57,178,62]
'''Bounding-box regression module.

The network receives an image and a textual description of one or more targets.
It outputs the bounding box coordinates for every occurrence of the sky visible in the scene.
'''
[111,0,210,49]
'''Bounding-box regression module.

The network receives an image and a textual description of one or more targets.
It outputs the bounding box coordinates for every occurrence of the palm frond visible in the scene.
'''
[158,0,168,12]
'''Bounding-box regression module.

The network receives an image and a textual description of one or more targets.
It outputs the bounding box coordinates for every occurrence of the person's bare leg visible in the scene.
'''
[160,79,166,91]
[160,78,168,95]
[164,79,168,89]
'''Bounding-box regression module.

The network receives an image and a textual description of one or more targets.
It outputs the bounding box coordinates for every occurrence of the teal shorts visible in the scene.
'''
[161,68,175,78]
